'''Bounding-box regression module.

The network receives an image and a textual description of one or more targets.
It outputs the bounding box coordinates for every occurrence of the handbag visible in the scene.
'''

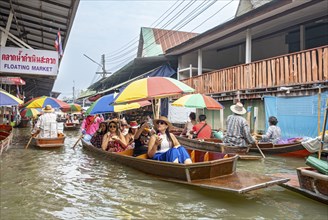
[193,123,207,139]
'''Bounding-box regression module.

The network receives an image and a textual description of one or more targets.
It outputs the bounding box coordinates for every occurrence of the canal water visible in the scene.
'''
[1,128,327,220]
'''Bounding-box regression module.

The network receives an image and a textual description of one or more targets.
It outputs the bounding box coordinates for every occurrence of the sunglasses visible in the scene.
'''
[156,120,167,125]
[109,124,117,128]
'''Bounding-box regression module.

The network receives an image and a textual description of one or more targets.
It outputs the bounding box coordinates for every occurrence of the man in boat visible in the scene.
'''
[223,102,256,147]
[32,105,58,138]
[190,114,212,139]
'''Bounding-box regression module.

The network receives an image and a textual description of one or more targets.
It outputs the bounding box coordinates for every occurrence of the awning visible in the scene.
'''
[0,77,26,85]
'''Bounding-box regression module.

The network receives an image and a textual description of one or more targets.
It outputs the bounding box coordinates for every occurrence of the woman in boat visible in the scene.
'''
[102,120,128,152]
[133,121,153,157]
[148,116,192,164]
[255,116,281,144]
[72,114,80,125]
[180,112,196,138]
[125,120,139,148]
[90,122,108,148]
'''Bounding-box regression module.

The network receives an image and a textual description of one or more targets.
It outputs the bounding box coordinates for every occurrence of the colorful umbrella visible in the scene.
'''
[86,93,151,115]
[172,93,224,110]
[23,96,70,109]
[20,108,41,118]
[114,77,195,104]
[61,103,81,112]
[0,89,23,106]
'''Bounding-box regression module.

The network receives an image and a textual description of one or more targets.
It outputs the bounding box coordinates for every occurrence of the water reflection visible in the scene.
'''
[1,128,327,219]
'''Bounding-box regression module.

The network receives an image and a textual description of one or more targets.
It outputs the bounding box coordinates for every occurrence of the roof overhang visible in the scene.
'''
[0,0,80,98]
[88,56,177,92]
[166,0,328,55]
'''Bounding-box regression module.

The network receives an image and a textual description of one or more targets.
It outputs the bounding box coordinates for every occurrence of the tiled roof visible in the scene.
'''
[138,27,198,57]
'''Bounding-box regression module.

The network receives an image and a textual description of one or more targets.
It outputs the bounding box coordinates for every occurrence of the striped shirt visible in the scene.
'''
[223,114,255,146]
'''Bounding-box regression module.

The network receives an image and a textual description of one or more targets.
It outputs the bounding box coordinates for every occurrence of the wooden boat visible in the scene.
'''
[249,142,310,157]
[176,136,262,160]
[33,134,66,148]
[278,167,328,204]
[0,124,13,155]
[81,139,288,193]
[64,122,81,130]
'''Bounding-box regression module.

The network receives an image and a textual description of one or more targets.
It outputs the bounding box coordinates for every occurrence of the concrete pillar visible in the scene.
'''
[245,29,252,64]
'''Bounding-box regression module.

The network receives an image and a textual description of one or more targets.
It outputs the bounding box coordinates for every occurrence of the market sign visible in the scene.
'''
[0,47,58,76]
[0,77,26,85]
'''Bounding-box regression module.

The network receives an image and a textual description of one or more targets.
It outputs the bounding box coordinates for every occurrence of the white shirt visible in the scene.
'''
[157,133,171,153]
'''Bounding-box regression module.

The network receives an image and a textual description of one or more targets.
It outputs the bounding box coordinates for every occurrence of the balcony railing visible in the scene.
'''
[181,45,328,95]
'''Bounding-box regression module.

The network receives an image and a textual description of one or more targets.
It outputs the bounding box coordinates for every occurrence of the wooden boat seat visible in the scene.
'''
[136,154,149,159]
[187,149,229,162]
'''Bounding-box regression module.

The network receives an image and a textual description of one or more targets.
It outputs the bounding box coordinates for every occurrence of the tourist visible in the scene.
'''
[223,102,256,146]
[148,116,192,164]
[190,114,212,139]
[125,120,139,148]
[180,112,197,138]
[90,122,108,148]
[133,121,152,157]
[102,120,127,152]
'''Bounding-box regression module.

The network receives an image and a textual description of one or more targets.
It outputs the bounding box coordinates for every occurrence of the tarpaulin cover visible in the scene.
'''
[264,92,328,138]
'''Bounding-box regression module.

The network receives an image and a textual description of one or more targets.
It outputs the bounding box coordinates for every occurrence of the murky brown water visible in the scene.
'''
[1,128,327,219]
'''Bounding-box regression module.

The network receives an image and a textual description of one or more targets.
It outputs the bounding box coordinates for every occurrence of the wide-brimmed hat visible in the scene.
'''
[230,102,246,115]
[42,104,54,113]
[153,116,172,129]
[129,121,139,129]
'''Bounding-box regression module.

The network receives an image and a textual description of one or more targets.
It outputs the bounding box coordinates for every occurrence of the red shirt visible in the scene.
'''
[192,122,212,139]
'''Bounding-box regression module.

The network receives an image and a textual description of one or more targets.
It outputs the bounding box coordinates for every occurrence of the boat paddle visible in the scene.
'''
[72,115,98,149]
[255,141,266,158]
[72,134,83,149]
[25,136,33,149]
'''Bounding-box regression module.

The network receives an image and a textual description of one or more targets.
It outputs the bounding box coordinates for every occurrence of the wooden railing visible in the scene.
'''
[181,45,328,94]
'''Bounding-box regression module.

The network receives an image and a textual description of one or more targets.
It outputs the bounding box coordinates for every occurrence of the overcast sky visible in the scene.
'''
[53,0,239,99]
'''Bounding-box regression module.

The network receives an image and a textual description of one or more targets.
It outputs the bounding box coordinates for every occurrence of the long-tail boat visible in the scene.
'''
[0,124,13,155]
[177,135,309,158]
[249,142,310,157]
[81,139,288,193]
[64,122,81,130]
[33,134,66,148]
[176,136,261,160]
[278,167,328,204]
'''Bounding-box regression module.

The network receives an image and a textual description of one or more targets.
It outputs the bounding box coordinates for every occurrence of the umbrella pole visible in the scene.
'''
[319,98,328,160]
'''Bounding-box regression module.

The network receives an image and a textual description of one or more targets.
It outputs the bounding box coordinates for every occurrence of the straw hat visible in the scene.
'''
[129,121,139,129]
[230,102,246,115]
[153,116,172,129]
[42,104,54,113]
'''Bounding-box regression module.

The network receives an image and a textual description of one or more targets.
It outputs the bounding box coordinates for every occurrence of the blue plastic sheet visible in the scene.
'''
[264,92,328,138]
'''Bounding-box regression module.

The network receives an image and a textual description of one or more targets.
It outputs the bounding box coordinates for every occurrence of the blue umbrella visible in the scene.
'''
[0,89,23,106]
[86,94,115,115]
[86,93,151,115]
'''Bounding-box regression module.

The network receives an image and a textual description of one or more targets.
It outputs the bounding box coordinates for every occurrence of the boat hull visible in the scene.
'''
[278,167,328,204]
[64,123,80,130]
[177,136,262,160]
[81,140,288,193]
[33,135,66,148]
[0,124,13,155]
[250,142,310,157]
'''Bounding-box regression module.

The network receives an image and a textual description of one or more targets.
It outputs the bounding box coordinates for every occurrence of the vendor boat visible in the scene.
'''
[64,122,81,130]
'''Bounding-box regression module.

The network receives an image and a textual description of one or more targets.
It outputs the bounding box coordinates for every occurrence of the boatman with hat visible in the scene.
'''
[223,102,256,147]
[32,104,58,138]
